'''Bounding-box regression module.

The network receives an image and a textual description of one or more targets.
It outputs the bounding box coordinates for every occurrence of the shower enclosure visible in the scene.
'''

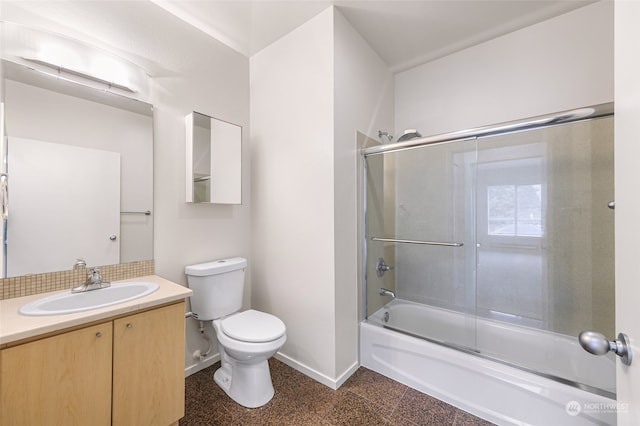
[361,104,616,422]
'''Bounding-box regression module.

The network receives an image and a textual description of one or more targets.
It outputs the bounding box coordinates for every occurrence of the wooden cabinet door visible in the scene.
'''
[112,302,185,426]
[0,322,112,426]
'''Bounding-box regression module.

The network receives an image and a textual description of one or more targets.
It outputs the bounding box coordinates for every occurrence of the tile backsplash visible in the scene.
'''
[0,260,155,300]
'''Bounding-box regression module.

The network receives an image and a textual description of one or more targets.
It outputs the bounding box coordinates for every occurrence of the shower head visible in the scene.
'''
[397,129,422,142]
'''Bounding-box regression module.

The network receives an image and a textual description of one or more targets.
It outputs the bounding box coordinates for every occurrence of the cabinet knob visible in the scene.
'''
[96,332,102,338]
[126,323,133,329]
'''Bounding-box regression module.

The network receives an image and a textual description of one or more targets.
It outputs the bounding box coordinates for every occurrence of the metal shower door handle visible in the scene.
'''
[578,330,632,366]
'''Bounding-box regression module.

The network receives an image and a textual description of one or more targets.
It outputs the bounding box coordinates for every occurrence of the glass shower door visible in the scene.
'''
[363,112,615,397]
[365,138,478,350]
[475,116,616,395]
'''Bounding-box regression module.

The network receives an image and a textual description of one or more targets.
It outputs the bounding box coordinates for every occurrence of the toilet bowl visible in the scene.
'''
[212,310,286,407]
[185,258,287,408]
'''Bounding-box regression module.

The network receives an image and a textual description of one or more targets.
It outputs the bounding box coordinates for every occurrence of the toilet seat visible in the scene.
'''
[221,309,286,343]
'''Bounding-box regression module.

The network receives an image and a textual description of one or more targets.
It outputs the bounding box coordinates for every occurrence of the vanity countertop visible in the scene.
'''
[0,275,192,346]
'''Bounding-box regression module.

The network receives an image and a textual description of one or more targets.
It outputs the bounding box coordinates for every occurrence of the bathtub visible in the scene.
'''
[360,299,617,425]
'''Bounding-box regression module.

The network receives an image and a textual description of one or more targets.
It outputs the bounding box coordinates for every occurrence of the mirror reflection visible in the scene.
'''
[186,111,242,204]
[1,59,154,278]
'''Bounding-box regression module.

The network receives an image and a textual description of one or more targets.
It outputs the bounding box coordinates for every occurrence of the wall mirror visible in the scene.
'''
[1,58,154,278]
[186,111,242,204]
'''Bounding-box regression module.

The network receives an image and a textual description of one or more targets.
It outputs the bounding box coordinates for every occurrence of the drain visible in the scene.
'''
[383,311,390,323]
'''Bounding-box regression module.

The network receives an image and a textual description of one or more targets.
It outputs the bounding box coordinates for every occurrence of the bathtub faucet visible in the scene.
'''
[379,288,396,299]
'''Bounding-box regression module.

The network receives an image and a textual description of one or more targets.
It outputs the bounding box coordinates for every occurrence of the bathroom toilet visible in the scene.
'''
[185,257,286,408]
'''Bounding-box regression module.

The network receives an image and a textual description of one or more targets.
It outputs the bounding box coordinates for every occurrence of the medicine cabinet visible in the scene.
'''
[185,111,242,204]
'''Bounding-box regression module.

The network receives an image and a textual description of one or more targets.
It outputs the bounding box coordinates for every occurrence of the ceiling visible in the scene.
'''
[1,0,596,75]
[151,0,596,72]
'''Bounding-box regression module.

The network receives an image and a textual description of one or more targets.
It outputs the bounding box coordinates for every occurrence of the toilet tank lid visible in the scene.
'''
[185,257,247,276]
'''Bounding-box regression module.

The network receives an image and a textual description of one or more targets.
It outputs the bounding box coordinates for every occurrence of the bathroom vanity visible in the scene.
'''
[0,275,191,426]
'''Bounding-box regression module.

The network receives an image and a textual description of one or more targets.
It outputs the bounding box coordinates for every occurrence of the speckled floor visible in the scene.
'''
[180,358,494,425]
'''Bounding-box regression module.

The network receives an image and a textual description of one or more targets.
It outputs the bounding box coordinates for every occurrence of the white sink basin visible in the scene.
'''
[19,281,160,316]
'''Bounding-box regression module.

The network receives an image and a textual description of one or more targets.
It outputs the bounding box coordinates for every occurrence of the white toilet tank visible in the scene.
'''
[185,257,247,321]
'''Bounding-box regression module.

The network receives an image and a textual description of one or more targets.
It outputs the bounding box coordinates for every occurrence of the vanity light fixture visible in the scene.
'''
[21,57,136,93]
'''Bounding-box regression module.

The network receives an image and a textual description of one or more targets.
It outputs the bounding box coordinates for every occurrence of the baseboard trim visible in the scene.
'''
[184,353,221,377]
[335,360,360,388]
[184,351,360,389]
[273,352,359,390]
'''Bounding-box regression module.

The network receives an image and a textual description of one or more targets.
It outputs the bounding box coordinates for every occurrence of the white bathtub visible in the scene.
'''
[361,299,617,425]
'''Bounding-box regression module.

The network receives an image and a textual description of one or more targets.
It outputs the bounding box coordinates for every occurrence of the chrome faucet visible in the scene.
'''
[379,288,396,299]
[71,268,111,293]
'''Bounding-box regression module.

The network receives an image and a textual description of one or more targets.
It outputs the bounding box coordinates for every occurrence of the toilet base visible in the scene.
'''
[214,359,275,408]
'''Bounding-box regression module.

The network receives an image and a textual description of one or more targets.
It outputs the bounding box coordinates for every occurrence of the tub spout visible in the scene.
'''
[379,288,396,299]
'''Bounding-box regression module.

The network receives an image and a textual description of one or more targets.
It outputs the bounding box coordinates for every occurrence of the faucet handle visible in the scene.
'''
[73,258,86,270]
[376,258,394,277]
[87,268,102,283]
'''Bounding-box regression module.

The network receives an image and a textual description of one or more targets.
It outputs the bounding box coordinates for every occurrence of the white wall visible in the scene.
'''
[250,7,337,384]
[395,1,613,136]
[333,9,394,380]
[146,8,250,374]
[251,6,393,386]
[614,0,640,423]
